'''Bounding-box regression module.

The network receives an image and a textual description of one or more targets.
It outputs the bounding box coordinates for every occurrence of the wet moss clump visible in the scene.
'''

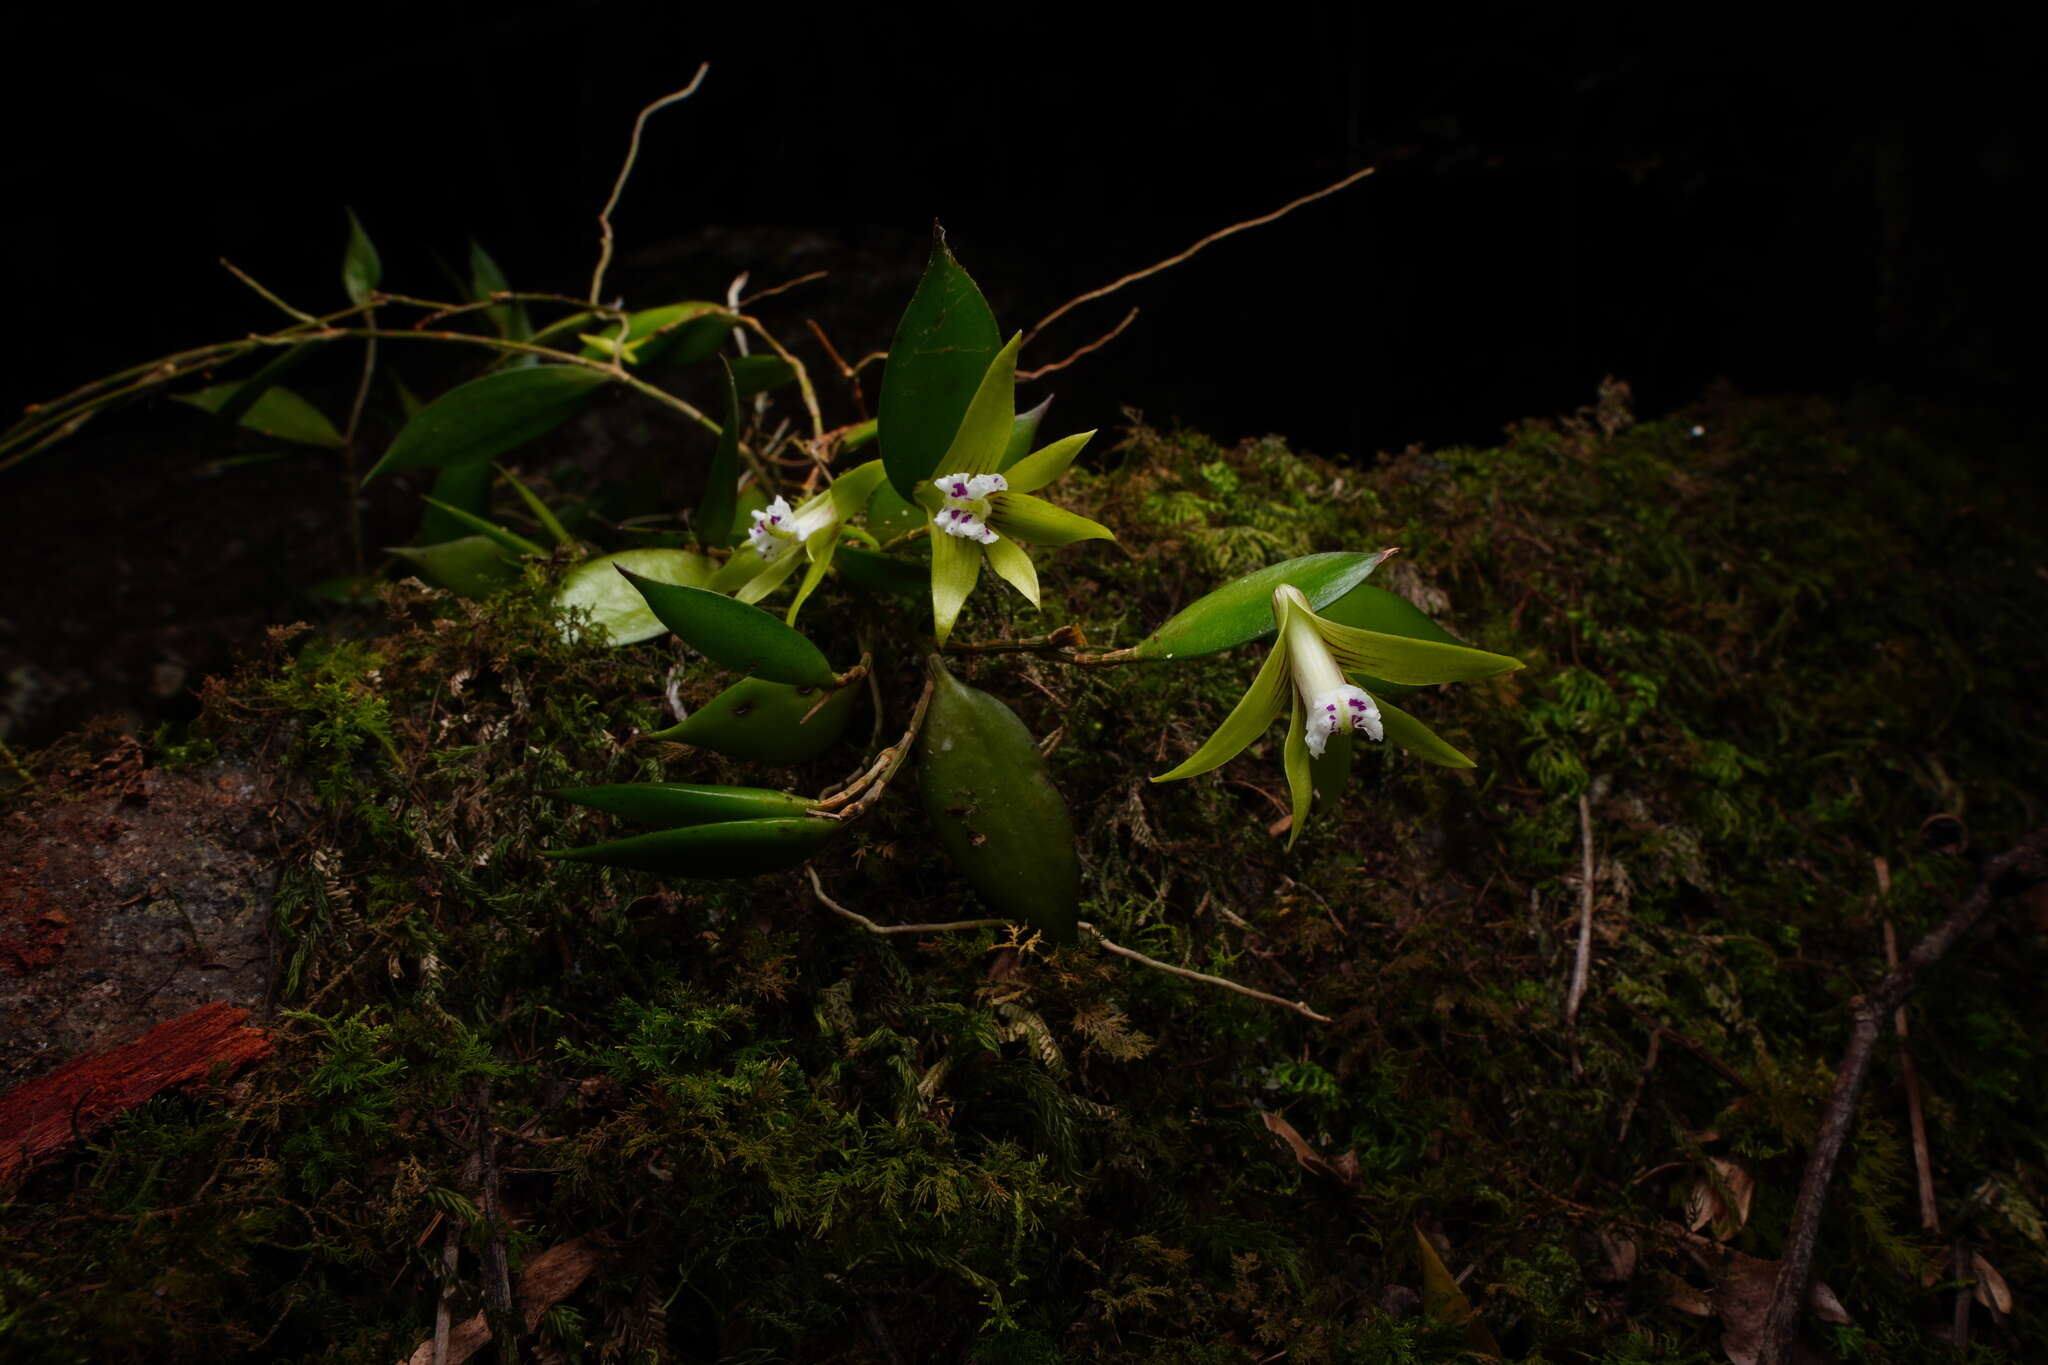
[2,389,2045,1363]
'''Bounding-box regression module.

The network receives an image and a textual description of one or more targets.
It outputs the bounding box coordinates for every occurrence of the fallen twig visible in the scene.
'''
[1565,790,1597,1028]
[1758,823,2048,1365]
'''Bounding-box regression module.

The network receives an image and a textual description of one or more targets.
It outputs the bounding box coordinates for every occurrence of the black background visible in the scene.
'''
[5,7,2033,458]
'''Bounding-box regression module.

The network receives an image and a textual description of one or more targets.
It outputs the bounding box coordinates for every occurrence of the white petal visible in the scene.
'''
[1306,685,1383,753]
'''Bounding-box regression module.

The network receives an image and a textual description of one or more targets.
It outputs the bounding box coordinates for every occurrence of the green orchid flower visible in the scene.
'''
[1153,584,1522,846]
[710,459,887,623]
[917,336,1114,645]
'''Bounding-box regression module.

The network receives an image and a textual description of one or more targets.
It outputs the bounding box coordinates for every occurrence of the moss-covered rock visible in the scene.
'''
[2,390,2044,1363]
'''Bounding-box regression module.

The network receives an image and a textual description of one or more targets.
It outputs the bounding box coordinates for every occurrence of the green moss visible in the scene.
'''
[4,395,2045,1362]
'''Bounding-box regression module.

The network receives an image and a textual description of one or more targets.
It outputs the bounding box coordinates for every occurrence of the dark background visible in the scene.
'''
[5,8,2032,459]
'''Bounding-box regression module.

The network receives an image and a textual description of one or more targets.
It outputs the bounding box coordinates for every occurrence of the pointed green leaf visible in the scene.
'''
[415,462,493,544]
[543,816,838,878]
[551,781,817,826]
[175,381,342,449]
[365,365,610,482]
[935,334,1020,479]
[418,498,547,556]
[983,535,1040,606]
[555,548,716,645]
[878,233,1001,497]
[998,394,1055,471]
[495,465,576,548]
[617,572,836,686]
[575,301,735,366]
[919,659,1081,945]
[1152,639,1291,782]
[986,493,1114,547]
[393,373,425,418]
[1313,618,1521,685]
[387,535,520,598]
[837,547,927,598]
[786,525,840,624]
[1416,1226,1503,1359]
[645,675,857,762]
[1373,694,1477,768]
[929,526,983,647]
[468,239,531,341]
[1002,430,1094,494]
[343,209,382,306]
[211,343,316,427]
[698,359,743,548]
[1132,551,1396,661]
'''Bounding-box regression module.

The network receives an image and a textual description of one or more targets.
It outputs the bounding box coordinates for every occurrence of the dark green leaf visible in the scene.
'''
[877,232,1001,498]
[415,463,493,545]
[551,781,817,826]
[212,343,315,427]
[617,572,837,686]
[575,302,735,367]
[542,817,838,877]
[698,360,742,548]
[644,675,858,762]
[343,209,381,306]
[837,547,927,598]
[729,353,794,398]
[918,659,1080,945]
[387,535,520,598]
[416,498,547,556]
[468,239,531,341]
[364,366,610,482]
[175,381,342,449]
[1131,550,1396,661]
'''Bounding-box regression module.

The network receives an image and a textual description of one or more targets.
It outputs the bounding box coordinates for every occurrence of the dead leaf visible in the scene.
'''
[1257,1109,1358,1189]
[400,1235,606,1365]
[1596,1229,1639,1283]
[1687,1158,1757,1242]
[1415,1224,1504,1360]
[1667,1282,1714,1316]
[1705,1249,1850,1365]
[1972,1251,2013,1315]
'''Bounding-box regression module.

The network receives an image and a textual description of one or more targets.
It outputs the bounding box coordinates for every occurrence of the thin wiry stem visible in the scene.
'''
[590,67,711,305]
[1022,165,1376,347]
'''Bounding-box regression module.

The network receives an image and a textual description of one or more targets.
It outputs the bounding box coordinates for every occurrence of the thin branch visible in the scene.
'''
[1022,165,1376,347]
[1017,307,1138,382]
[944,630,1144,668]
[1565,790,1597,1027]
[1758,824,2048,1365]
[734,312,825,445]
[738,270,828,307]
[811,669,935,821]
[340,319,378,575]
[1081,922,1333,1024]
[219,258,317,323]
[807,868,1009,935]
[805,318,868,418]
[1884,913,1940,1234]
[589,66,711,305]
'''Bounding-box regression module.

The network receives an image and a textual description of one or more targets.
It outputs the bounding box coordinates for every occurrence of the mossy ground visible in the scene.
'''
[3,389,2045,1363]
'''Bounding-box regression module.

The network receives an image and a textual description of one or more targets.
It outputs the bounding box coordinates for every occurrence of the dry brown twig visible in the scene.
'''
[1565,790,1597,1028]
[1021,165,1375,349]
[1017,307,1140,382]
[1757,823,2048,1365]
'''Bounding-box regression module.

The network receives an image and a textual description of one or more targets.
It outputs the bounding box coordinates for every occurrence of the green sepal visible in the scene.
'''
[786,525,840,624]
[616,572,837,686]
[542,817,838,878]
[983,535,1040,606]
[1282,696,1312,850]
[998,395,1054,471]
[1131,550,1396,661]
[1372,693,1477,768]
[827,460,889,518]
[1313,618,1521,685]
[1317,583,1474,695]
[1002,430,1094,494]
[928,522,983,646]
[550,781,818,827]
[1151,634,1291,782]
[986,493,1114,547]
[645,675,857,763]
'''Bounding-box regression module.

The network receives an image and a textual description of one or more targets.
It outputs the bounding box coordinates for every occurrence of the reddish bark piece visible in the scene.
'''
[0,1000,271,1182]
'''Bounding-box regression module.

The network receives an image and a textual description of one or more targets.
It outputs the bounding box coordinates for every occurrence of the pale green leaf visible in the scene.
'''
[555,548,715,645]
